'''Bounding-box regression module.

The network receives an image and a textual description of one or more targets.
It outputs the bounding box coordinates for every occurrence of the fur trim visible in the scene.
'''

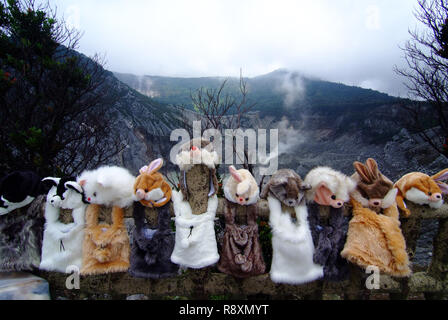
[170,190,219,269]
[217,200,266,278]
[308,203,350,281]
[129,202,179,279]
[341,198,411,277]
[80,204,130,275]
[267,196,323,284]
[0,195,45,271]
[176,149,219,172]
[304,166,357,203]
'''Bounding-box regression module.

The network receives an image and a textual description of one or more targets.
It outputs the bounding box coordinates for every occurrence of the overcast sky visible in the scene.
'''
[45,0,421,97]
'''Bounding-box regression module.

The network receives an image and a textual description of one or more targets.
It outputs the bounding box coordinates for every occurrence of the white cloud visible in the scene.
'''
[43,0,420,96]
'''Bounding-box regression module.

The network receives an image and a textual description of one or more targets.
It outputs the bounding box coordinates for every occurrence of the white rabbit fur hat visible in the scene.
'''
[223,166,259,206]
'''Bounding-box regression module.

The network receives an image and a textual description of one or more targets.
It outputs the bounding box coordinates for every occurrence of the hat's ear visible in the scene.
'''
[432,168,448,182]
[314,182,332,206]
[354,161,371,183]
[65,181,83,194]
[436,181,448,194]
[229,165,243,183]
[365,158,380,180]
[147,158,163,174]
[78,179,87,187]
[139,166,149,175]
[42,177,59,187]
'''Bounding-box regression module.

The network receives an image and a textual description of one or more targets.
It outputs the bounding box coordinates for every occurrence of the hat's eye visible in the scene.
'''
[246,198,249,201]
[428,192,432,196]
[331,195,336,200]
[93,192,97,197]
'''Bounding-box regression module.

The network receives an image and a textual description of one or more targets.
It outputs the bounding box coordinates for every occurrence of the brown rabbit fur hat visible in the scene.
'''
[342,158,411,277]
[260,169,311,207]
[134,158,172,208]
[351,158,397,211]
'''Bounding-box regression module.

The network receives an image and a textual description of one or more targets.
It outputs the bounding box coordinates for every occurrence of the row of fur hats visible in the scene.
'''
[1,140,447,283]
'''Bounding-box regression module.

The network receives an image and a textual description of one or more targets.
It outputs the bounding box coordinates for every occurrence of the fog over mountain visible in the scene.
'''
[45,0,419,97]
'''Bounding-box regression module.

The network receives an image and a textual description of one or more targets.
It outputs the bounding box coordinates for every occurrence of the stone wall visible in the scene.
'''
[33,200,448,300]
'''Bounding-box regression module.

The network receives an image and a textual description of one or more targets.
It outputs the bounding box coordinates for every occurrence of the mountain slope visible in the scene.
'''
[114,69,399,118]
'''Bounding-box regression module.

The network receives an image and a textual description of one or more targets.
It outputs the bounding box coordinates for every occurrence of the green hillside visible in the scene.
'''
[114,69,401,119]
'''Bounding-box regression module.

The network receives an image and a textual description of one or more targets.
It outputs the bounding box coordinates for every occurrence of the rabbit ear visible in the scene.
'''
[354,161,371,183]
[139,166,149,175]
[147,158,163,174]
[436,181,448,194]
[432,168,448,182]
[365,158,380,180]
[229,166,243,183]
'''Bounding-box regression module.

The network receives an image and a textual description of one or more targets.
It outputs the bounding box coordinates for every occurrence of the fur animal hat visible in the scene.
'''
[175,138,220,172]
[304,166,357,208]
[304,167,355,281]
[351,158,398,211]
[265,175,324,284]
[394,169,448,217]
[0,171,48,215]
[341,158,411,277]
[218,165,265,278]
[223,166,259,206]
[130,158,178,278]
[42,177,88,211]
[176,138,219,200]
[77,166,135,208]
[39,177,87,273]
[134,158,172,208]
[260,169,311,207]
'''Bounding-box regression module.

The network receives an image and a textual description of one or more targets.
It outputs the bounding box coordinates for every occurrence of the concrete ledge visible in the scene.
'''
[35,270,448,299]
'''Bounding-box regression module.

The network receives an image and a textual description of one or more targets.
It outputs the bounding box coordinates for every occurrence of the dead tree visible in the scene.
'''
[395,0,448,158]
[189,70,257,174]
